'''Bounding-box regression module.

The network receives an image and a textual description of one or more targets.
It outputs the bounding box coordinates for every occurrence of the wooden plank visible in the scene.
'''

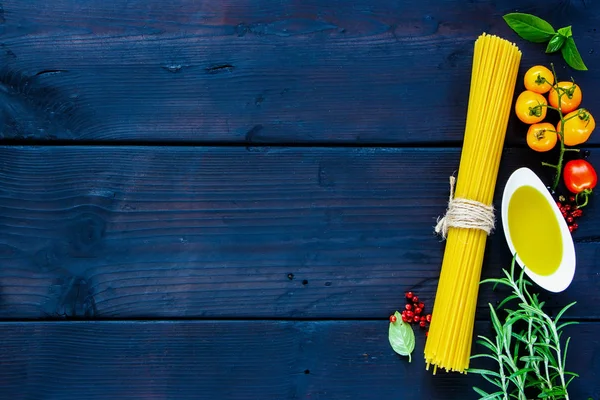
[1,0,599,143]
[0,320,597,399]
[0,146,598,319]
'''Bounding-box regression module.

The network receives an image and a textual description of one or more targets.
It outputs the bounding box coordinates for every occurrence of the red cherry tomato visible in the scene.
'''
[564,159,597,208]
[564,159,597,193]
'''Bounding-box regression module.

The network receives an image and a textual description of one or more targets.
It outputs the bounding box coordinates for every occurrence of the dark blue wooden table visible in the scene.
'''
[1,1,600,398]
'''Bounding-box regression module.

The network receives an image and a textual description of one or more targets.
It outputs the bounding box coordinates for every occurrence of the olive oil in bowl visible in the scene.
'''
[501,168,575,292]
[507,185,562,276]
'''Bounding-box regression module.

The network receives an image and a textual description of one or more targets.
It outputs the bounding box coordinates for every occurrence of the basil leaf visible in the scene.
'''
[561,37,588,71]
[503,13,555,43]
[388,311,415,361]
[558,26,573,37]
[546,33,566,53]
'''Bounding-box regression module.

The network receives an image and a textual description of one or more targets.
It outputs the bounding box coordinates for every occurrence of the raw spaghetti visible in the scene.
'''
[424,33,521,373]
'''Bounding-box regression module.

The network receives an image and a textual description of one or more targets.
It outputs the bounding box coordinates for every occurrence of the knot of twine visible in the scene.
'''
[434,176,496,239]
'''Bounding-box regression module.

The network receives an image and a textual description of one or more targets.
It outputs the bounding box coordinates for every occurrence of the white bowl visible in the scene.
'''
[501,167,576,293]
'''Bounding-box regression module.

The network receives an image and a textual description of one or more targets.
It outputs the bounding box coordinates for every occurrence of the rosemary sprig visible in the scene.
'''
[468,256,578,400]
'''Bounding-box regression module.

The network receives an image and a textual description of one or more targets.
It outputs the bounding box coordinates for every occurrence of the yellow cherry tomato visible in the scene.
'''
[524,65,554,94]
[515,90,547,124]
[548,82,582,114]
[526,122,557,152]
[557,109,596,146]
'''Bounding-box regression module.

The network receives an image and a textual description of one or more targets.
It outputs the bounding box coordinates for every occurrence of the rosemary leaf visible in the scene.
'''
[479,392,505,400]
[508,368,535,379]
[478,336,500,353]
[473,387,492,397]
[519,356,544,363]
[556,321,578,331]
[469,369,502,378]
[471,353,501,361]
[497,295,520,310]
[554,301,577,323]
[470,261,577,399]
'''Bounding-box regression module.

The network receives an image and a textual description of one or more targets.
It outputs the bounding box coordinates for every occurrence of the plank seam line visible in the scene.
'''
[0,317,596,323]
[0,139,466,148]
[2,140,600,149]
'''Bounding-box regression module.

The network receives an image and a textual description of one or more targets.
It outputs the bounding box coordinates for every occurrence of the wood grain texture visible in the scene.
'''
[0,320,598,399]
[1,0,599,143]
[0,146,598,319]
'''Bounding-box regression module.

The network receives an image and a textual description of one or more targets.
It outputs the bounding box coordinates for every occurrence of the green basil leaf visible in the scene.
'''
[388,311,415,361]
[503,13,555,43]
[561,37,588,71]
[546,33,566,53]
[558,25,573,38]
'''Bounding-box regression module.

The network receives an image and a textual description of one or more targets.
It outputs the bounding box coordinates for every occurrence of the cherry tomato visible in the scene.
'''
[564,160,597,193]
[556,109,595,146]
[524,65,554,94]
[564,159,597,208]
[526,122,557,152]
[515,90,547,124]
[548,82,582,114]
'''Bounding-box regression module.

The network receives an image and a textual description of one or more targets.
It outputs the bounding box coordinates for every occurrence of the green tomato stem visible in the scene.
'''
[576,189,592,208]
[541,162,558,169]
[544,63,568,192]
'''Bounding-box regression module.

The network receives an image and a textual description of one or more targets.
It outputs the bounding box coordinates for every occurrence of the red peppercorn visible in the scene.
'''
[572,209,583,218]
[573,223,579,229]
[569,225,575,233]
[556,201,562,208]
[565,204,571,211]
[413,315,420,323]
[402,315,408,323]
[406,317,413,323]
[405,304,412,311]
[414,307,422,315]
[418,302,425,309]
[569,196,576,203]
[567,216,574,223]
[412,295,419,304]
[406,311,414,318]
[420,320,426,328]
[405,291,413,300]
[389,315,397,323]
[426,314,432,323]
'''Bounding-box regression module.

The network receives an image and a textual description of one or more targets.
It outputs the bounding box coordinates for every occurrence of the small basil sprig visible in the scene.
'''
[503,13,588,71]
[388,311,415,361]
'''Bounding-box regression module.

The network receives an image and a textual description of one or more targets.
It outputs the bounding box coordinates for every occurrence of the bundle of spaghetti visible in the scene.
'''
[424,33,521,373]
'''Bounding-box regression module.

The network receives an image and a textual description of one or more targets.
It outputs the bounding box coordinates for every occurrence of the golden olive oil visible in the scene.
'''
[507,185,562,276]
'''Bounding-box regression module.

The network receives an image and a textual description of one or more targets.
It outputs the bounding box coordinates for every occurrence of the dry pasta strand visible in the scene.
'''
[424,33,521,374]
